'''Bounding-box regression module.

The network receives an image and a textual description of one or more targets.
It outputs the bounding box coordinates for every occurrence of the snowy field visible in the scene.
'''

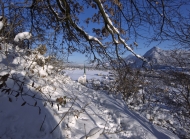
[0,44,179,139]
[64,68,110,81]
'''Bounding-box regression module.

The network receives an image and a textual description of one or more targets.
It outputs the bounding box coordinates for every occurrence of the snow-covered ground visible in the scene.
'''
[0,43,179,139]
[64,68,109,81]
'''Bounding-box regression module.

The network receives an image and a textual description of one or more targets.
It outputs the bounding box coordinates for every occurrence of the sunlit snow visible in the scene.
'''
[0,42,179,139]
[14,32,32,42]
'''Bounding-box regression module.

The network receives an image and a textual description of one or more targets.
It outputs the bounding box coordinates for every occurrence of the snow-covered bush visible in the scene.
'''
[14,32,32,42]
[78,74,86,84]
[13,32,32,49]
[35,58,45,67]
[44,56,65,74]
[92,79,101,86]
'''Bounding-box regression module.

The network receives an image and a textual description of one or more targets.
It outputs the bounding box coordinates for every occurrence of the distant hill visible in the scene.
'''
[125,47,190,69]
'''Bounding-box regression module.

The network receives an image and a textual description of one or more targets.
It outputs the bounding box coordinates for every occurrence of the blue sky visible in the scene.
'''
[68,42,171,64]
[65,4,175,64]
[1,1,187,64]
[64,1,188,64]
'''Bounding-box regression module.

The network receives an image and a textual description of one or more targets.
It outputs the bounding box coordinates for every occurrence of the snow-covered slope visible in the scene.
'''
[0,43,179,138]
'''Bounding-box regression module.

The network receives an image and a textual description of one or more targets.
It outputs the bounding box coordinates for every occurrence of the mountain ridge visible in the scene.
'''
[125,47,190,69]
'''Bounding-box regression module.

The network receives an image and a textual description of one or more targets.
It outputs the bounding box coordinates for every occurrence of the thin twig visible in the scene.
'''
[40,115,46,131]
[84,124,87,139]
[50,96,77,134]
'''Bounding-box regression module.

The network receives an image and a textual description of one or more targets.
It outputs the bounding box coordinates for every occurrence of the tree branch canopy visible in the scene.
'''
[0,0,189,66]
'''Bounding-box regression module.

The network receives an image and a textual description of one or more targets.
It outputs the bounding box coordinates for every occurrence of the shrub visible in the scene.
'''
[35,58,45,67]
[37,44,47,55]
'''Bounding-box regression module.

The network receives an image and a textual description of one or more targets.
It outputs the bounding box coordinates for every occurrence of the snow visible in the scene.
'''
[80,127,103,139]
[0,42,179,138]
[76,25,105,48]
[78,74,86,84]
[125,47,190,69]
[0,16,3,31]
[0,21,3,31]
[14,32,32,42]
[105,13,119,34]
[64,69,109,81]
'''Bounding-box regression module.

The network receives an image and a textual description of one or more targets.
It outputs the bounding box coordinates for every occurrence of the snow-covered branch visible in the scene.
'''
[94,0,146,62]
[0,16,4,31]
[57,0,105,48]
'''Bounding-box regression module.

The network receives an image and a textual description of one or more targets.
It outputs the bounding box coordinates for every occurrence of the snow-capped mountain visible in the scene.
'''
[125,47,189,69]
[143,47,168,64]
